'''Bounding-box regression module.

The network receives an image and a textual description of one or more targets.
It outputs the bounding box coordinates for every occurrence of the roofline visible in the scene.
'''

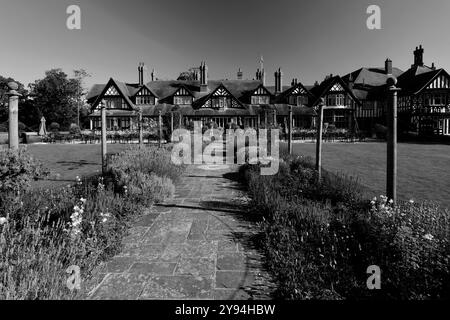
[91,78,135,111]
[413,68,449,94]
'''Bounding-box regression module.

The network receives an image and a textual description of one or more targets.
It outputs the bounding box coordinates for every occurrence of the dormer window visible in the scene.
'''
[174,96,193,105]
[101,98,127,109]
[173,87,193,105]
[135,87,156,105]
[251,86,271,105]
[326,94,345,106]
[251,96,270,104]
[136,96,155,105]
[289,95,309,106]
[212,97,231,109]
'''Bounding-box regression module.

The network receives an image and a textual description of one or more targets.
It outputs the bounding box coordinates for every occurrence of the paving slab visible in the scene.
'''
[87,164,276,300]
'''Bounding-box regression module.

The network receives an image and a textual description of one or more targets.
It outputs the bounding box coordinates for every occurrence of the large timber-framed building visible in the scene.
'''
[86,46,450,136]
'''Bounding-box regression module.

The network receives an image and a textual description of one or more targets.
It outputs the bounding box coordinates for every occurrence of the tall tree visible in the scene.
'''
[29,69,85,130]
[73,69,91,129]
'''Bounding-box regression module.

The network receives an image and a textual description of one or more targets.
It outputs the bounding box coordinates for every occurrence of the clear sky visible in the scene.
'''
[1,0,449,89]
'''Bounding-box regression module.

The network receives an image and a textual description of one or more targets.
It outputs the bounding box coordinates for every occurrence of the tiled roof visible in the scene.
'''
[309,76,361,106]
[342,67,403,87]
[396,66,445,94]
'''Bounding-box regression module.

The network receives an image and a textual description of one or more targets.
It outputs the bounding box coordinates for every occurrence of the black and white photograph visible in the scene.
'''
[0,0,449,314]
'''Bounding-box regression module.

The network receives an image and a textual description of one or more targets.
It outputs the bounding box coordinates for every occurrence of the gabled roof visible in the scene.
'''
[397,66,449,94]
[133,84,158,97]
[342,67,403,88]
[275,82,314,103]
[192,83,244,109]
[309,76,361,106]
[91,78,135,110]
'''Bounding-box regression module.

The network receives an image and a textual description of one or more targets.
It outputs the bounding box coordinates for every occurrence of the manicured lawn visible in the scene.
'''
[25,143,130,189]
[280,141,450,209]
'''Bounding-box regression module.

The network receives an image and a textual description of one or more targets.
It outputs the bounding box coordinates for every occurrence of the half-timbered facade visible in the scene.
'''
[86,46,450,137]
[309,76,361,130]
[86,62,317,132]
[396,46,450,135]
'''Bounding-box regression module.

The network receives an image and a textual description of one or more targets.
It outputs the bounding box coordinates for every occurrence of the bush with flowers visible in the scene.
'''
[241,153,450,300]
[0,145,184,299]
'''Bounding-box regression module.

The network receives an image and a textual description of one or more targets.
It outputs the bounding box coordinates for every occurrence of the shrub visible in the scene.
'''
[49,122,60,132]
[0,148,49,194]
[0,176,143,299]
[241,153,450,300]
[69,123,81,135]
[108,145,185,184]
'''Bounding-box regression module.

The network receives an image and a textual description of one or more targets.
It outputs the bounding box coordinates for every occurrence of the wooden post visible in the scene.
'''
[6,82,21,150]
[101,103,107,174]
[288,105,293,154]
[158,110,162,148]
[257,114,260,130]
[138,107,143,146]
[315,98,325,180]
[170,111,174,141]
[273,110,277,126]
[179,114,182,128]
[386,77,400,204]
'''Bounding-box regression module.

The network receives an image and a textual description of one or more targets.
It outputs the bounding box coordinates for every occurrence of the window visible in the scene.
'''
[212,97,231,109]
[326,94,345,106]
[251,95,270,105]
[118,118,130,129]
[104,98,127,109]
[174,96,193,105]
[136,96,155,105]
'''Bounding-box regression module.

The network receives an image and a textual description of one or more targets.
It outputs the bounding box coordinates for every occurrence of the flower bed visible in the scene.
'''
[240,155,450,299]
[0,145,184,299]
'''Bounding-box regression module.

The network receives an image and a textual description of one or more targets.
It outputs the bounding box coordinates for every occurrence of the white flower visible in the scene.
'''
[409,199,414,204]
[102,218,108,223]
[423,233,434,241]
[80,198,86,203]
[0,217,7,225]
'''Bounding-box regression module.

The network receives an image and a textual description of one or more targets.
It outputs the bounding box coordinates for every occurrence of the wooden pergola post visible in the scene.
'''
[101,102,107,174]
[170,111,174,141]
[6,82,21,150]
[315,98,325,180]
[158,110,162,148]
[386,77,400,204]
[138,106,143,146]
[288,105,293,154]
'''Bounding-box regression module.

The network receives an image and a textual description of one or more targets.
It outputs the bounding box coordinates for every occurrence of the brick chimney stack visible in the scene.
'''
[200,61,208,92]
[274,68,283,94]
[138,62,144,86]
[413,45,424,67]
[237,68,243,80]
[385,58,393,75]
[151,68,155,81]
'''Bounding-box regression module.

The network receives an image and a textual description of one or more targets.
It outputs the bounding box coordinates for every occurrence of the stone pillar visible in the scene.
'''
[386,77,400,204]
[6,82,21,150]
[315,98,325,180]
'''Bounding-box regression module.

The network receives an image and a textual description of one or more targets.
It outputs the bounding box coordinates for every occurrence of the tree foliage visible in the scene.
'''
[28,69,79,130]
[177,68,198,81]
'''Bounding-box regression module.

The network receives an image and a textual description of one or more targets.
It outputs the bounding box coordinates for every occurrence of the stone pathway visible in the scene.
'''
[86,163,276,300]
